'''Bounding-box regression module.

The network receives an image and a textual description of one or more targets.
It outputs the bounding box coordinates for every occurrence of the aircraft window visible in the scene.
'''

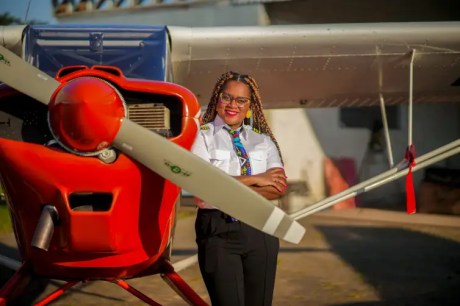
[25,26,167,81]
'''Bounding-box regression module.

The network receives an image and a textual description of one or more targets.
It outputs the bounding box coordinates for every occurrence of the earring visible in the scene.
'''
[246,109,252,119]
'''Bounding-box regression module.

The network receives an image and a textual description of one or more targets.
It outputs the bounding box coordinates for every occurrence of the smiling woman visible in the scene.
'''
[191,71,287,306]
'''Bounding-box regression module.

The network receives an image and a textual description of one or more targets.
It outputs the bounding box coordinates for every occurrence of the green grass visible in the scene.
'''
[0,183,12,234]
[0,203,12,235]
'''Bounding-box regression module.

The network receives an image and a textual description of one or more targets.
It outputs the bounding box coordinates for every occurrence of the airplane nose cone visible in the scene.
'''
[48,77,126,154]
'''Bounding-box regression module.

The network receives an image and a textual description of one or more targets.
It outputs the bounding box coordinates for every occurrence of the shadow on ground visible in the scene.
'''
[0,241,51,306]
[317,225,460,306]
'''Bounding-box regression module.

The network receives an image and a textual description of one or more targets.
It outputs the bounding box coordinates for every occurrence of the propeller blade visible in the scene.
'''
[0,45,305,243]
[0,45,60,105]
[113,119,306,244]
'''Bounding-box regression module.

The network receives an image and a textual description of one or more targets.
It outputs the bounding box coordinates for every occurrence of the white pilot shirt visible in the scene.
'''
[191,115,283,209]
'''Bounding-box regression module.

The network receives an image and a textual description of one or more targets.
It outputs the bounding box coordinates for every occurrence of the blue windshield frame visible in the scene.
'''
[24,24,168,81]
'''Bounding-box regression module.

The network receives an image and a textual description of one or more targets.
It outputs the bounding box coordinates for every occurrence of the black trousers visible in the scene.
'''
[195,209,279,306]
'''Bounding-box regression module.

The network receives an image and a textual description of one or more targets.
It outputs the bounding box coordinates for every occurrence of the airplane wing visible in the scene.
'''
[2,22,459,109]
[169,22,460,108]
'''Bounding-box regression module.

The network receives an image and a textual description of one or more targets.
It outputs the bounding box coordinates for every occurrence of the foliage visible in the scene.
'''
[0,183,12,234]
[0,12,46,25]
[0,203,12,235]
[0,12,22,25]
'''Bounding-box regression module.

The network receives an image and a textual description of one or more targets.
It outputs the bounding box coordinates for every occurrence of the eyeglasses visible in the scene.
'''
[219,92,251,107]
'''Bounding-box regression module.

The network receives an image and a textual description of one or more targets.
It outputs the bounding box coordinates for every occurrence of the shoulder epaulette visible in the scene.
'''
[201,125,210,131]
[252,127,262,134]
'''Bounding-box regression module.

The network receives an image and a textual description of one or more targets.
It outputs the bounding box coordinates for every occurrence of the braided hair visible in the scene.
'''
[202,71,283,163]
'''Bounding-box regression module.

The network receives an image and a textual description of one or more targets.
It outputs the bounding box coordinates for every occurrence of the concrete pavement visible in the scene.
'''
[1,206,460,305]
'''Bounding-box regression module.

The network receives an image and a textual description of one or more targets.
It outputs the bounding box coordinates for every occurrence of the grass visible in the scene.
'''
[0,202,12,235]
[0,184,12,235]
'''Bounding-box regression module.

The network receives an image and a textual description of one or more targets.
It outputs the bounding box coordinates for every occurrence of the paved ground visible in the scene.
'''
[1,206,460,305]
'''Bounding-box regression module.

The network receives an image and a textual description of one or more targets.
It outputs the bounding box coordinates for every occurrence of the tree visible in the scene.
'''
[0,12,22,25]
[0,12,46,25]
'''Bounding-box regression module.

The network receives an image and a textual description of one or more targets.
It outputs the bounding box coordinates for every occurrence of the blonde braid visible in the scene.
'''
[202,71,284,163]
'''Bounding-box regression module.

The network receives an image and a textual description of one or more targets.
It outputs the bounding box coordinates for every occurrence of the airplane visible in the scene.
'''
[0,21,459,305]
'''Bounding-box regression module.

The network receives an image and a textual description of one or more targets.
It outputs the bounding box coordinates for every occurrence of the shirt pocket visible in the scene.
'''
[248,150,267,174]
[209,149,231,173]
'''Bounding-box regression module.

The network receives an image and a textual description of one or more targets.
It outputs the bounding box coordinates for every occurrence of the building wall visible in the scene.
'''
[56,2,269,26]
[308,103,460,208]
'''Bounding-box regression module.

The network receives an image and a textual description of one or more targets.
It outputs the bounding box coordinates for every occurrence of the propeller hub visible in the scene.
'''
[49,77,126,154]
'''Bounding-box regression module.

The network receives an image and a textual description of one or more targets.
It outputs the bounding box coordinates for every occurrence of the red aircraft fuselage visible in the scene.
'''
[0,66,201,280]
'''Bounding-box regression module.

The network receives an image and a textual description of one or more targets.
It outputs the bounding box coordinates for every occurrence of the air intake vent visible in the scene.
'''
[128,103,171,137]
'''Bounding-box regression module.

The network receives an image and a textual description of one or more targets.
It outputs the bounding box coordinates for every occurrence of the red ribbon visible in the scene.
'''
[405,144,416,214]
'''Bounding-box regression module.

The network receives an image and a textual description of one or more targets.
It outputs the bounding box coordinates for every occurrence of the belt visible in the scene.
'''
[198,208,239,223]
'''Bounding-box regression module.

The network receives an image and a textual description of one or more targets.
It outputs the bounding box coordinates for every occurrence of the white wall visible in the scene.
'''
[267,109,326,202]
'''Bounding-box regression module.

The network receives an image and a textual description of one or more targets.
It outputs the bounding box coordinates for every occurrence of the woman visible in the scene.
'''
[191,71,287,306]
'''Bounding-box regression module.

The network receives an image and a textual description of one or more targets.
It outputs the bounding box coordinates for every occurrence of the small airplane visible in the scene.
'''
[0,24,305,305]
[0,21,460,305]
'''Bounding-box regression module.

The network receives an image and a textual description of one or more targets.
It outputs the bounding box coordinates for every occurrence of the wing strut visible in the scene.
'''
[405,49,417,214]
[379,94,394,168]
[376,45,394,169]
[408,49,416,148]
[290,138,460,220]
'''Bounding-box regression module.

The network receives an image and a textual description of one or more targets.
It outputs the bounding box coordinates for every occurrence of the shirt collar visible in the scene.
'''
[213,115,249,140]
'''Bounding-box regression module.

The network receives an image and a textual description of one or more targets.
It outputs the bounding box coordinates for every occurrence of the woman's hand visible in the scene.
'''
[252,168,287,193]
